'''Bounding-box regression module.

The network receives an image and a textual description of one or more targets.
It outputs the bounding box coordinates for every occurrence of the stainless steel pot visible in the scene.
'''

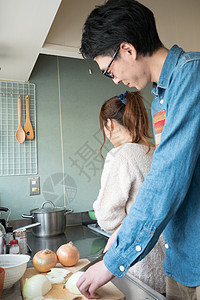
[0,207,9,254]
[22,200,73,237]
[0,224,5,254]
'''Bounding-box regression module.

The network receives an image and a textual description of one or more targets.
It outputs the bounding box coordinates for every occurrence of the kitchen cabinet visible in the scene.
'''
[0,0,62,82]
[113,276,166,300]
[41,0,200,59]
[41,0,105,59]
[1,0,199,81]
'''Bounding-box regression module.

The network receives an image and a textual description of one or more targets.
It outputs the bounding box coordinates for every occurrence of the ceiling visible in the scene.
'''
[1,0,199,83]
[41,0,105,59]
[0,0,104,82]
[0,0,62,82]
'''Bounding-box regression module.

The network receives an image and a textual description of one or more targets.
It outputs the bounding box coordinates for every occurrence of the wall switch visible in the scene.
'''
[29,177,40,196]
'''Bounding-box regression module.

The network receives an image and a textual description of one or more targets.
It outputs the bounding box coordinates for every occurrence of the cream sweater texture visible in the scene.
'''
[93,143,154,232]
[93,143,166,294]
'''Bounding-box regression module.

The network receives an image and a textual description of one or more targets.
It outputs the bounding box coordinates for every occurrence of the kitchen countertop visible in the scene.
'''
[1,224,108,300]
[1,218,167,300]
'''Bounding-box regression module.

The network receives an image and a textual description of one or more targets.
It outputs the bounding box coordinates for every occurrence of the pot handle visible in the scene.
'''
[64,209,73,215]
[14,222,41,232]
[22,214,34,219]
[0,207,11,224]
[41,200,55,209]
[0,207,9,212]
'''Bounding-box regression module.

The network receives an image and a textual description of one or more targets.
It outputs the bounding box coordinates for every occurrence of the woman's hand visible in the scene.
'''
[104,226,121,252]
[76,260,114,299]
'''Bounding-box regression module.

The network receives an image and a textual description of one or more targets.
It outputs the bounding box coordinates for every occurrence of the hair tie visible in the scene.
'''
[116,91,129,105]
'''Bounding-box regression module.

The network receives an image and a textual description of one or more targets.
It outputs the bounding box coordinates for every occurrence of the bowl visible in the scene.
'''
[0,267,5,296]
[0,254,30,289]
[88,210,97,221]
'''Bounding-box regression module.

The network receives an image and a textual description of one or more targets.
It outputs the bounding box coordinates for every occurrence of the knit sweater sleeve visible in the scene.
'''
[93,148,136,233]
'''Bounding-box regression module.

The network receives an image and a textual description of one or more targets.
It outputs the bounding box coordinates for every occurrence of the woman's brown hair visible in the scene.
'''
[99,91,153,156]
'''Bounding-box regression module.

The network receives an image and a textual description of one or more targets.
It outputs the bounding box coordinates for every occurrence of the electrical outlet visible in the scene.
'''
[29,177,40,196]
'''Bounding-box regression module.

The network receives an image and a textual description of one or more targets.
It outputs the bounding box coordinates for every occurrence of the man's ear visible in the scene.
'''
[120,42,137,60]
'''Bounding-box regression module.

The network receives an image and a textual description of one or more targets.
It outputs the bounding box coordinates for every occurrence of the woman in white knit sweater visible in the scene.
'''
[93,91,166,294]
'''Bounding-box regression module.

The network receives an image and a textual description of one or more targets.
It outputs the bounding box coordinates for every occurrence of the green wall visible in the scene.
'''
[0,54,154,220]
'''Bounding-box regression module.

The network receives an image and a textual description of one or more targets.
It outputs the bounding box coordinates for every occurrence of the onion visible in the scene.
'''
[46,274,65,284]
[33,249,57,272]
[65,271,84,294]
[22,274,52,299]
[46,267,71,284]
[47,268,70,277]
[57,242,80,267]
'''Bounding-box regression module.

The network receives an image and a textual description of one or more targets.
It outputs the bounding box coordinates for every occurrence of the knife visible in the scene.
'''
[64,252,105,286]
[78,251,105,272]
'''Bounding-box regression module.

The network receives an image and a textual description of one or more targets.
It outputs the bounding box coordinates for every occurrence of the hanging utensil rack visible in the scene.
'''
[0,81,37,176]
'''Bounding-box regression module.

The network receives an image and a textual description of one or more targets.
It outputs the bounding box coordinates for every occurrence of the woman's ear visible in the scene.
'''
[106,118,112,131]
[107,119,116,132]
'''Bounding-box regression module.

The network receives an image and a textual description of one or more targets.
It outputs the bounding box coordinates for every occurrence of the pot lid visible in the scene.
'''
[31,200,65,214]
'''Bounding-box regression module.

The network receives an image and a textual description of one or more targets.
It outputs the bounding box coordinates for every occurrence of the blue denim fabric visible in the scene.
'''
[104,45,200,286]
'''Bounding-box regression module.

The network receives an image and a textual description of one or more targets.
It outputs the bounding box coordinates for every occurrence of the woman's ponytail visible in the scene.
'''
[99,91,153,156]
[124,91,152,151]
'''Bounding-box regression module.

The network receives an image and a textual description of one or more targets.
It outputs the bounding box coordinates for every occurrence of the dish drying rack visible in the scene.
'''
[0,81,37,176]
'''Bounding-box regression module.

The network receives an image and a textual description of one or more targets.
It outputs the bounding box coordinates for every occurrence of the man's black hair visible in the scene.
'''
[80,0,163,59]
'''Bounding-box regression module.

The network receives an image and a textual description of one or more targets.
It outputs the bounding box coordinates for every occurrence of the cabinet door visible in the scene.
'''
[42,0,105,59]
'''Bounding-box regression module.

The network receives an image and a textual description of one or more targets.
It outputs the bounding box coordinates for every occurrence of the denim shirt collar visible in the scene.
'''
[152,45,183,96]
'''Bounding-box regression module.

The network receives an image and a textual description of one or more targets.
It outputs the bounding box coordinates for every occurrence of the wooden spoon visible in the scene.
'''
[24,95,34,140]
[16,96,25,143]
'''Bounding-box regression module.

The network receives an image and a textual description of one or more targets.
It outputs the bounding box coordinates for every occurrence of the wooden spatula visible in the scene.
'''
[24,95,34,140]
[16,96,25,143]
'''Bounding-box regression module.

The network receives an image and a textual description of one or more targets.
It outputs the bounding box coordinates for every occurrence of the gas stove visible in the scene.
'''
[26,224,108,267]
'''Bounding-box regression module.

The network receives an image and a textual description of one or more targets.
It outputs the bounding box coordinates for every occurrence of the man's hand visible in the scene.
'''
[76,260,115,299]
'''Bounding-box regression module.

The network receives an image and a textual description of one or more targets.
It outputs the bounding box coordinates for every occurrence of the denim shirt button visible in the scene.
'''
[160,99,164,104]
[165,243,169,249]
[119,265,125,272]
[135,245,142,252]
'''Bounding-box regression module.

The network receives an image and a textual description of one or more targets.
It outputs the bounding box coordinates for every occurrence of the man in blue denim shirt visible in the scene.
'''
[77,1,200,299]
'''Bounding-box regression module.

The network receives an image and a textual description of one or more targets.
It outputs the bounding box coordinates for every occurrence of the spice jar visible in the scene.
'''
[6,225,13,245]
[15,228,27,254]
[9,240,19,254]
[3,240,6,254]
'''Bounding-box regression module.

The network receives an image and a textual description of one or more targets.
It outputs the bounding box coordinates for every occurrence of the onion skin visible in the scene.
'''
[33,249,57,273]
[57,242,80,267]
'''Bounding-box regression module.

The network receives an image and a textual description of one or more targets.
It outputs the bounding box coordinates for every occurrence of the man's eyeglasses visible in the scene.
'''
[102,47,120,79]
